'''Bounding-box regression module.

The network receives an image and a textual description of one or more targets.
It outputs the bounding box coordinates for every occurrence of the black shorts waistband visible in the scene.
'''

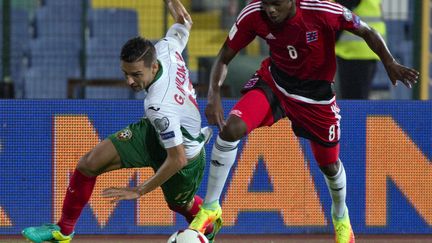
[270,62,334,101]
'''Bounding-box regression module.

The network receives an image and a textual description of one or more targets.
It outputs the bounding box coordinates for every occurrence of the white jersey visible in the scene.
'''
[144,23,204,159]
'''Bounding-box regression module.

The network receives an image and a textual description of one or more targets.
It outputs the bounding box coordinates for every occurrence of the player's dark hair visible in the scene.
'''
[120,36,156,67]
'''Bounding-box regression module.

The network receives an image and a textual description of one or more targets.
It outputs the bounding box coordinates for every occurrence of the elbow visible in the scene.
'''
[186,16,193,27]
[367,27,381,40]
[178,157,188,169]
[166,145,188,170]
[181,14,193,29]
[173,156,188,170]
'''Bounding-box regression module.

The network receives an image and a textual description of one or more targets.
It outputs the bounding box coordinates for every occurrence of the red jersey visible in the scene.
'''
[226,0,361,82]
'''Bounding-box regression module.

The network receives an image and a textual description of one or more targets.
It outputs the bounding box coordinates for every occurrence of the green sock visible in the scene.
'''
[202,200,220,211]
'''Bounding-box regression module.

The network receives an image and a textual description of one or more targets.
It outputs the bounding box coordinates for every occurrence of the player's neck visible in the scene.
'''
[287,4,296,20]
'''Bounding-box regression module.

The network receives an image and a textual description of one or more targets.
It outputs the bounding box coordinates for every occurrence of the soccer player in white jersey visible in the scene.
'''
[22,1,221,242]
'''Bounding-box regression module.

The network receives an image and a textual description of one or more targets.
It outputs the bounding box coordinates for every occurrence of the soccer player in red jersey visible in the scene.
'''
[190,0,419,242]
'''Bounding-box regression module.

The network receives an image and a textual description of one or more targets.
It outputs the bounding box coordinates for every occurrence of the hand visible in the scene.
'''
[384,60,419,88]
[205,97,225,130]
[102,187,142,204]
[166,0,192,27]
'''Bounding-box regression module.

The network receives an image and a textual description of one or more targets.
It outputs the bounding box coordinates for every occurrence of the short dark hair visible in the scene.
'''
[120,36,156,67]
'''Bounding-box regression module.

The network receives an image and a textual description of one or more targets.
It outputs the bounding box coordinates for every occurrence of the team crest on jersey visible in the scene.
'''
[244,76,259,89]
[306,31,318,43]
[116,128,132,141]
[154,117,170,132]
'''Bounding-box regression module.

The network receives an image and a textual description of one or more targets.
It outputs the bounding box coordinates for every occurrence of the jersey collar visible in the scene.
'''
[146,60,163,91]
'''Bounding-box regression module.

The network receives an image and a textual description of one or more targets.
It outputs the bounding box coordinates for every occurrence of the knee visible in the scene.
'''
[319,160,340,177]
[219,116,247,142]
[311,142,340,175]
[168,200,192,213]
[76,152,101,177]
[167,203,180,212]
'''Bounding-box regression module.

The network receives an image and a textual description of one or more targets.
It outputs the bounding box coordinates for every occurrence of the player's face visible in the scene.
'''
[121,60,158,92]
[262,0,295,24]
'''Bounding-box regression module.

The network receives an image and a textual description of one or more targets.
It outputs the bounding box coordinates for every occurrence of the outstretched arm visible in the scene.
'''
[102,144,187,203]
[349,21,419,88]
[136,144,187,195]
[205,42,238,129]
[164,0,192,30]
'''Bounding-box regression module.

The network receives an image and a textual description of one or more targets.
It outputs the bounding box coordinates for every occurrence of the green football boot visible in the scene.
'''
[22,223,74,243]
[204,216,223,243]
[190,205,223,242]
[332,207,355,243]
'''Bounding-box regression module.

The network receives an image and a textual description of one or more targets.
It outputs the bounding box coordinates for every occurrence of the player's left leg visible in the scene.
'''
[311,142,354,243]
[285,97,354,243]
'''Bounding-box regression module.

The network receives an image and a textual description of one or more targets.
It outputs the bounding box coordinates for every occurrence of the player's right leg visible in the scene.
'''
[190,81,285,233]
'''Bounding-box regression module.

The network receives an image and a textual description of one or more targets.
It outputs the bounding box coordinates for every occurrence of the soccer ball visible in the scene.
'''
[167,229,209,243]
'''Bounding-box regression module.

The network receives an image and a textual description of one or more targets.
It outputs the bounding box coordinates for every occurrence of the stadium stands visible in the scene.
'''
[84,8,138,98]
[0,0,419,99]
[22,1,83,98]
[32,6,83,48]
[10,9,31,98]
[0,2,3,81]
[24,66,80,99]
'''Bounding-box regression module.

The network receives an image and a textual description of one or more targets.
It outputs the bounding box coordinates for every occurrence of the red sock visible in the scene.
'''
[169,195,214,235]
[57,169,97,235]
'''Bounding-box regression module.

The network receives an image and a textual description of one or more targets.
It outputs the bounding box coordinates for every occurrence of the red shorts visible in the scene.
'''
[229,60,341,165]
[231,79,341,146]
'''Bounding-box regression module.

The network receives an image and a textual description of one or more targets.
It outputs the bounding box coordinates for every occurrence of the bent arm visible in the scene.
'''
[164,0,192,30]
[349,21,394,66]
[137,144,187,195]
[208,42,238,101]
[349,21,419,87]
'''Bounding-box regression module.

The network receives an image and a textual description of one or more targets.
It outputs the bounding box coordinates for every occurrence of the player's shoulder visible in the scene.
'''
[155,39,184,63]
[235,0,263,25]
[299,0,345,16]
[155,39,170,55]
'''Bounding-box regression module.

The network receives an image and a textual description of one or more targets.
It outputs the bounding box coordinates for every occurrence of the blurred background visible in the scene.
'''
[0,0,430,100]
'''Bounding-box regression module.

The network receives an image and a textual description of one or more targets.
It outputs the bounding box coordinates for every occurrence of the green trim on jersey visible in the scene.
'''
[146,60,163,91]
[108,118,205,206]
[180,126,205,143]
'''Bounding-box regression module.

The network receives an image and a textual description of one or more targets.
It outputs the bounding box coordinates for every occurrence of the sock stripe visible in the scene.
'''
[330,186,344,191]
[214,141,238,152]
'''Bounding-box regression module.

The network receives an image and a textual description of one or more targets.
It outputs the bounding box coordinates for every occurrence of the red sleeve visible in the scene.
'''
[326,4,361,31]
[225,3,259,52]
